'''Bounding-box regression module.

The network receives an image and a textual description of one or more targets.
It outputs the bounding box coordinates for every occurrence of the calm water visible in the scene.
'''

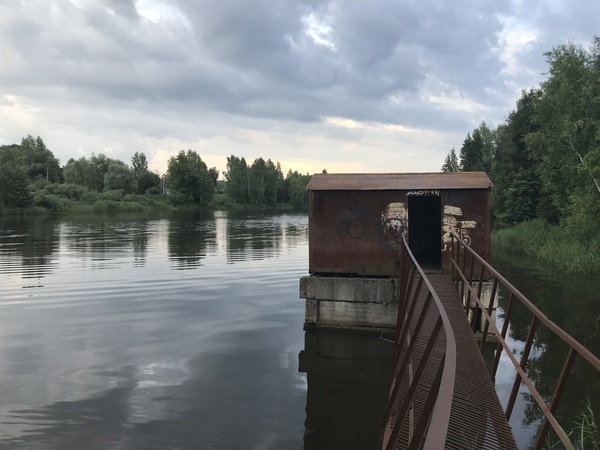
[3,212,596,449]
[0,212,390,450]
[0,212,310,449]
[492,250,600,449]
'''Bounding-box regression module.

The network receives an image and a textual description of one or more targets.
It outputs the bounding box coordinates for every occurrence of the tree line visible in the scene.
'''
[0,136,312,212]
[442,37,600,235]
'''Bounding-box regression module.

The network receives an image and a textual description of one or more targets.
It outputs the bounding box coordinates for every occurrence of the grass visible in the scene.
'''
[492,220,600,274]
[543,399,599,450]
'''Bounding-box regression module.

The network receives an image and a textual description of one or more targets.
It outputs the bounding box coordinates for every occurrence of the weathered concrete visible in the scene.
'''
[300,275,400,330]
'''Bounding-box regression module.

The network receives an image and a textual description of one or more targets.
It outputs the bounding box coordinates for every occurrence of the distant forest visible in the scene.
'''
[0,137,312,213]
[442,37,600,237]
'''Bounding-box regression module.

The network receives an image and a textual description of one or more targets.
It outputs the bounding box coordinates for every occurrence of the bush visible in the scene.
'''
[493,220,600,274]
[33,192,70,213]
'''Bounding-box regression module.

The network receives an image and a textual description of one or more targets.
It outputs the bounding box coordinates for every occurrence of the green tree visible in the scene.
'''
[104,162,136,193]
[491,89,546,224]
[224,155,249,203]
[131,152,161,194]
[63,157,93,189]
[286,170,311,209]
[131,152,148,177]
[19,135,63,183]
[441,147,459,172]
[136,170,161,194]
[166,150,217,205]
[527,39,600,227]
[0,165,32,208]
[248,157,267,205]
[459,123,493,172]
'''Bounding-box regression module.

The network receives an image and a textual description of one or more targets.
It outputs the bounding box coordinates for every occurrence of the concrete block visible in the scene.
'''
[300,275,400,304]
[317,300,398,328]
[305,299,318,324]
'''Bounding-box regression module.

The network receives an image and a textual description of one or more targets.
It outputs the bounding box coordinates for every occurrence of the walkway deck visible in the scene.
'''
[383,272,517,449]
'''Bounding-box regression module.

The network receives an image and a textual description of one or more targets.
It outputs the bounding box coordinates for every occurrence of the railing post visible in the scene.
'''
[531,348,577,450]
[506,316,539,420]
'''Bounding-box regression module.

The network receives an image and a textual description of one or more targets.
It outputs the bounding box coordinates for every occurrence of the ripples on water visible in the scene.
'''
[0,212,310,449]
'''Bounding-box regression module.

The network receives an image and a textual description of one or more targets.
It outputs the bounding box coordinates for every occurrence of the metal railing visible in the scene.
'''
[450,229,600,449]
[382,233,457,450]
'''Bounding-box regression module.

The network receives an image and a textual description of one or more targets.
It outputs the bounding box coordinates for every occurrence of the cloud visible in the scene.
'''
[0,0,598,175]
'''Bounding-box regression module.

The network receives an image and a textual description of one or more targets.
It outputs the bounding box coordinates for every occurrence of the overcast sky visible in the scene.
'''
[1,1,598,176]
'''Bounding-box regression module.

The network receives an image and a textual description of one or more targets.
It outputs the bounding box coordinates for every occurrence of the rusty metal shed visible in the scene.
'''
[307,172,492,276]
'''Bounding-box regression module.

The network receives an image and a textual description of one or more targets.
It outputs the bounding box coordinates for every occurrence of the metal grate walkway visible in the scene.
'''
[427,273,516,449]
[383,270,517,449]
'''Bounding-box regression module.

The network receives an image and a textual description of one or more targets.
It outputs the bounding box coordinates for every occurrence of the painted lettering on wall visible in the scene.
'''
[442,205,477,251]
[406,190,440,196]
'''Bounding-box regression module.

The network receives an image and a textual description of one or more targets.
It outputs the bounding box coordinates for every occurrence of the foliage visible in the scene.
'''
[445,37,600,255]
[1,134,309,214]
[459,122,494,172]
[224,155,249,203]
[0,165,32,208]
[103,162,137,194]
[223,155,306,208]
[492,220,600,274]
[136,170,161,195]
[441,147,459,172]
[63,153,119,192]
[166,150,217,206]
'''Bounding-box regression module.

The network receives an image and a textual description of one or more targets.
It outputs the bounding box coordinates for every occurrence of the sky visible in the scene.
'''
[1,1,598,177]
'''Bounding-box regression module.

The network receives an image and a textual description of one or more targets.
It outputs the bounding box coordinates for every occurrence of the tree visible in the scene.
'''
[491,89,545,224]
[0,165,32,208]
[248,157,267,205]
[19,135,63,183]
[441,148,459,172]
[131,152,148,177]
[526,39,600,227]
[166,150,217,205]
[136,170,161,194]
[286,170,311,208]
[223,155,249,203]
[457,123,496,173]
[104,162,136,193]
[64,157,93,189]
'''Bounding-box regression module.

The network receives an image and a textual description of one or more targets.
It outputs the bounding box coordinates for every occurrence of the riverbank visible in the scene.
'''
[492,219,600,274]
[0,192,304,216]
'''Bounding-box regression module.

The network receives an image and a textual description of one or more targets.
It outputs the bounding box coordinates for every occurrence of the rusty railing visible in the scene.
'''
[382,233,457,449]
[450,229,600,449]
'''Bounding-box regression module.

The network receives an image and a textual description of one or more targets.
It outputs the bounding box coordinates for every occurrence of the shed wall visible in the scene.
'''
[308,188,490,276]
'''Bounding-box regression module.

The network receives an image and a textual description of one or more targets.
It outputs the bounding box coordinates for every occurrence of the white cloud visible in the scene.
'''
[0,0,598,175]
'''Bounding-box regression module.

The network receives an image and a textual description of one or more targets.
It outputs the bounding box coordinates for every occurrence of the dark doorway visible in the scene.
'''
[408,196,442,267]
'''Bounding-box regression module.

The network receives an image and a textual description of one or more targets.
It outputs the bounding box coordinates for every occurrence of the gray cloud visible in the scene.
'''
[0,0,599,174]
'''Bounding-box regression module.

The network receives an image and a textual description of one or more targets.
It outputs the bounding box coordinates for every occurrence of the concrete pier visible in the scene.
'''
[299,275,400,330]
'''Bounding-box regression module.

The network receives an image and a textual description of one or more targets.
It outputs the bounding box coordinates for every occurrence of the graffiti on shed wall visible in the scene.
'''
[335,202,408,252]
[442,205,477,251]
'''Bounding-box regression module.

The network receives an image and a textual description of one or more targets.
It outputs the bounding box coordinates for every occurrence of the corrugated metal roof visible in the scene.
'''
[307,172,492,191]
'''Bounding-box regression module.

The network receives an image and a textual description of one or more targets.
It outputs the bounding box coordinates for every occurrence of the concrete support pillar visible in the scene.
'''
[299,275,400,330]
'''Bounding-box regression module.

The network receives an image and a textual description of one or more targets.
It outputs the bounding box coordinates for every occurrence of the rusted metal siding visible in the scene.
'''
[308,174,491,276]
[309,190,407,276]
[440,189,491,267]
[308,172,492,191]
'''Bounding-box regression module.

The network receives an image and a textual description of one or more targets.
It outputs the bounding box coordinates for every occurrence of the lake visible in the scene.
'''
[1,211,598,449]
[0,211,390,450]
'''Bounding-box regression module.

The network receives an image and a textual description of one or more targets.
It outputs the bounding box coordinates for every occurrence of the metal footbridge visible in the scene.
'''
[382,230,600,450]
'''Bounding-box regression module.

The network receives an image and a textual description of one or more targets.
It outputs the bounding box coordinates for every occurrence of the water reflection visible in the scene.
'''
[493,251,600,448]
[299,329,392,450]
[0,212,311,449]
[0,217,60,281]
[167,211,217,269]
